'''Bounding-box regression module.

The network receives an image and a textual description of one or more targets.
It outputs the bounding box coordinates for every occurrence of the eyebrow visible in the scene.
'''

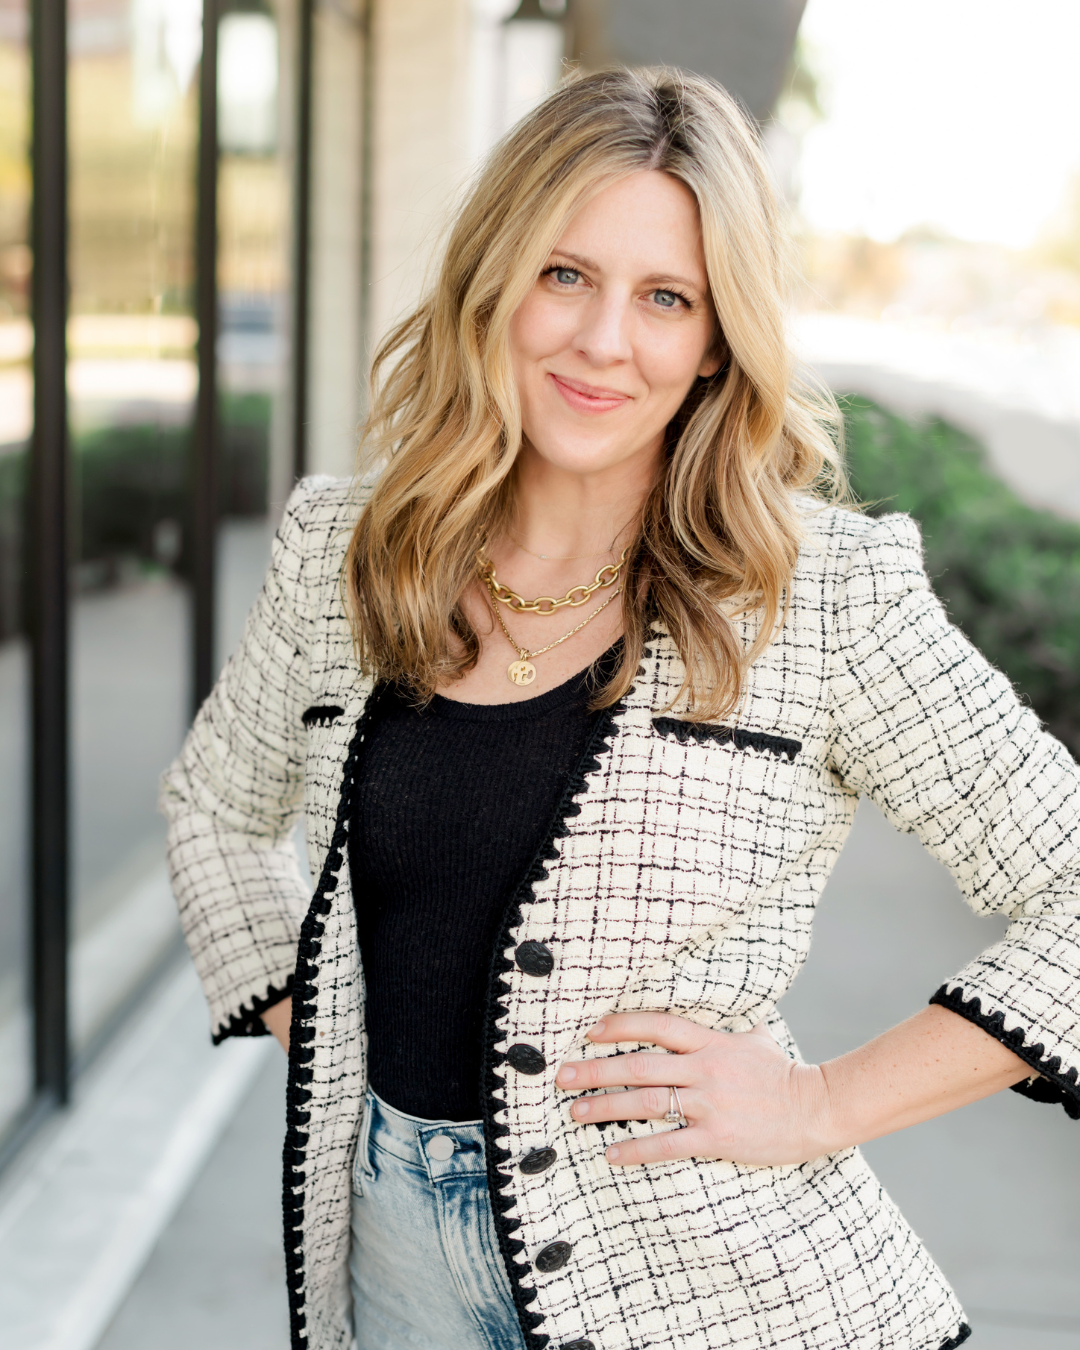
[550,250,705,295]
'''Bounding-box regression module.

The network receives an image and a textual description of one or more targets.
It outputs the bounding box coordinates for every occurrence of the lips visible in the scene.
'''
[549,372,631,413]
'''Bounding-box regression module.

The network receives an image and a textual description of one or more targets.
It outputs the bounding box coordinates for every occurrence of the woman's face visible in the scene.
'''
[508,169,722,484]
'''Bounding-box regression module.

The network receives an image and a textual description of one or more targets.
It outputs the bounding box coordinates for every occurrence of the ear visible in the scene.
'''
[697,351,723,378]
[697,331,728,379]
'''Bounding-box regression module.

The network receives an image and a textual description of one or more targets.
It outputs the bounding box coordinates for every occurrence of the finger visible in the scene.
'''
[556,1050,694,1092]
[604,1126,712,1168]
[584,1011,716,1054]
[569,1085,687,1123]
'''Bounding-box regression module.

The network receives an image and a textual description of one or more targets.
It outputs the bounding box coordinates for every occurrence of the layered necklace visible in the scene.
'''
[477,546,629,686]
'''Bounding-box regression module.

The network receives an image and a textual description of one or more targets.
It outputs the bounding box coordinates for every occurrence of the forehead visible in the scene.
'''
[553,171,707,281]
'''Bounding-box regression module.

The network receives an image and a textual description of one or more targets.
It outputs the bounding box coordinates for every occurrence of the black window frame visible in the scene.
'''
[3,0,320,1169]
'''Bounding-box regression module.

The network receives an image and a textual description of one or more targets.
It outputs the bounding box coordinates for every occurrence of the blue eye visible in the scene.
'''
[553,267,579,285]
[653,289,679,308]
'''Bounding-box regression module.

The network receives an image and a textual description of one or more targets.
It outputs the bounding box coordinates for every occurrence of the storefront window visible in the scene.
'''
[67,0,200,1053]
[216,3,289,656]
[0,0,32,1143]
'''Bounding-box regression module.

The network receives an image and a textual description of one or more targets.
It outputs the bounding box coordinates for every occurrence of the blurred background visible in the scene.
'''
[0,2,1077,1347]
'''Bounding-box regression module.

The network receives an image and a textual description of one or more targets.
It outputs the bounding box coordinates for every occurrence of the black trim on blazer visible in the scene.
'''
[930,984,1080,1121]
[480,682,633,1349]
[212,976,294,1045]
[283,687,389,1349]
[301,704,345,728]
[651,717,801,761]
[938,1325,972,1349]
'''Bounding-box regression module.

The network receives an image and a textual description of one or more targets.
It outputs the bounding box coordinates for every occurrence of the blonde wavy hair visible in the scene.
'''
[346,65,844,717]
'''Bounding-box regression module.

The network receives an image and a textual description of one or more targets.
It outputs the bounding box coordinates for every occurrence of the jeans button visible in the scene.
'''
[427,1135,455,1161]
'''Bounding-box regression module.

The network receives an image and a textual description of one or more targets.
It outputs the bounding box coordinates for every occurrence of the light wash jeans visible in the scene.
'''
[350,1090,529,1350]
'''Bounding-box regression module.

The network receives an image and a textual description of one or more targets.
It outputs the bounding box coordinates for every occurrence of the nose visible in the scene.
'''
[573,289,633,368]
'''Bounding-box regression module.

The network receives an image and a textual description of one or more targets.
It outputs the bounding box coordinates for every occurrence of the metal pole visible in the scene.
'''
[359,0,374,386]
[29,0,70,1104]
[193,0,219,712]
[292,0,314,483]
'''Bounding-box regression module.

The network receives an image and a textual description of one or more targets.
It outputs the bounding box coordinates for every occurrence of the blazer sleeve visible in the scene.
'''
[160,480,321,1042]
[827,512,1080,1119]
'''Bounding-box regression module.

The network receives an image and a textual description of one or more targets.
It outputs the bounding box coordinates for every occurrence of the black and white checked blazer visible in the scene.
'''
[162,476,1080,1350]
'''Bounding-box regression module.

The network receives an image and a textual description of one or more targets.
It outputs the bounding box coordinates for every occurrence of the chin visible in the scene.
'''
[524,435,641,478]
[521,417,662,479]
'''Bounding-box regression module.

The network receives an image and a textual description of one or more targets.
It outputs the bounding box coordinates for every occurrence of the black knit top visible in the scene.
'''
[349,647,619,1122]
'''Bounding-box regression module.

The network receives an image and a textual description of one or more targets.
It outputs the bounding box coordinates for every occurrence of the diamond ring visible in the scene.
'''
[664,1085,687,1127]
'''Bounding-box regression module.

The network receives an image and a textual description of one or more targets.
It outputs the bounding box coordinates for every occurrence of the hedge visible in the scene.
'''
[74,391,269,585]
[0,392,269,642]
[841,395,1080,760]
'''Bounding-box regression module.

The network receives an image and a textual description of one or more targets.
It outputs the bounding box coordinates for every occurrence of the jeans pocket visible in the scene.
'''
[352,1097,377,1196]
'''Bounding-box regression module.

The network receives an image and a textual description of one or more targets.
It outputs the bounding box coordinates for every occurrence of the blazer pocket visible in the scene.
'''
[302,704,345,729]
[651,717,801,762]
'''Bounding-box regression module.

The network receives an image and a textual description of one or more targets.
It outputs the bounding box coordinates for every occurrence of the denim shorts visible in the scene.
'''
[349,1090,529,1350]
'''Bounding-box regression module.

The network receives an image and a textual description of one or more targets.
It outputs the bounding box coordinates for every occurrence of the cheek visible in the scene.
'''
[640,325,712,396]
[509,293,574,369]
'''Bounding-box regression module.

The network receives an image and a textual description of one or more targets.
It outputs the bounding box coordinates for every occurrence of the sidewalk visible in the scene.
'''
[96,1048,290,1350]
[0,961,273,1350]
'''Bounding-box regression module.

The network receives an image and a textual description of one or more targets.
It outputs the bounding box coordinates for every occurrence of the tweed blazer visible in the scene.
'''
[162,476,1080,1350]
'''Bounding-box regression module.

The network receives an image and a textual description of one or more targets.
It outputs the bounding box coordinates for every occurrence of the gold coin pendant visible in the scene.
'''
[507,659,537,687]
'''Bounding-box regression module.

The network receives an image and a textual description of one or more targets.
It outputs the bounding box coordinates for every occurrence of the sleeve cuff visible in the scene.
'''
[930,983,1080,1121]
[211,975,295,1045]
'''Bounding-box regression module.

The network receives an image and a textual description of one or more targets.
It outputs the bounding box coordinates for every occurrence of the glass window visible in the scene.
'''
[67,0,200,1055]
[0,0,32,1143]
[216,4,289,657]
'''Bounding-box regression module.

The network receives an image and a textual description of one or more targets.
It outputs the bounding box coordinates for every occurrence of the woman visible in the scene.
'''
[163,68,1080,1350]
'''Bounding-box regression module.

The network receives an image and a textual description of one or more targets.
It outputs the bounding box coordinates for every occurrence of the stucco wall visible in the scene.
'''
[306,1,366,479]
[368,0,475,351]
[304,0,477,477]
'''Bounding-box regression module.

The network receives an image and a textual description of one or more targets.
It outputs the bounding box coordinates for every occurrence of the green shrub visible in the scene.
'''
[74,391,270,584]
[841,395,1080,759]
[0,393,271,640]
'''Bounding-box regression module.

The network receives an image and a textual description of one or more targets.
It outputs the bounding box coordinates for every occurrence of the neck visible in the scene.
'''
[509,442,660,560]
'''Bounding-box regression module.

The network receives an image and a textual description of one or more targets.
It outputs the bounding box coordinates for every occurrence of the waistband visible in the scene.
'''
[364,1089,487,1182]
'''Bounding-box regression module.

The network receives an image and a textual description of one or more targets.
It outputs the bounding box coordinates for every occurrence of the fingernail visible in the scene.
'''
[559,1065,577,1083]
[572,1099,589,1116]
[606,1146,620,1161]
[587,1021,606,1037]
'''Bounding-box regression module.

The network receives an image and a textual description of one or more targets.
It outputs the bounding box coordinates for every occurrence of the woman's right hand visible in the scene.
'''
[261,995,292,1052]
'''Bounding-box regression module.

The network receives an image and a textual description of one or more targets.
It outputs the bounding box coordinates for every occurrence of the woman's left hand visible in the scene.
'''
[556,1011,832,1167]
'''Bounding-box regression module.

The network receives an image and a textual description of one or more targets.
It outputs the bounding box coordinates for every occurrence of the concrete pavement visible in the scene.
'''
[96,1043,290,1350]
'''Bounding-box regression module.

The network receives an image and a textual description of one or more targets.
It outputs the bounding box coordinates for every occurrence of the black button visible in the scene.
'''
[561,1341,595,1350]
[519,1147,557,1175]
[534,1240,573,1273]
[515,940,555,977]
[506,1043,546,1075]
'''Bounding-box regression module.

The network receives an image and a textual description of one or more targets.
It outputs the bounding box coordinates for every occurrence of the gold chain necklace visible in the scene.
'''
[477,546,629,616]
[485,581,621,686]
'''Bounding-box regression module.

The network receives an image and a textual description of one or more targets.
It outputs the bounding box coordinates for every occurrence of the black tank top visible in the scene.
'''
[349,646,619,1121]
